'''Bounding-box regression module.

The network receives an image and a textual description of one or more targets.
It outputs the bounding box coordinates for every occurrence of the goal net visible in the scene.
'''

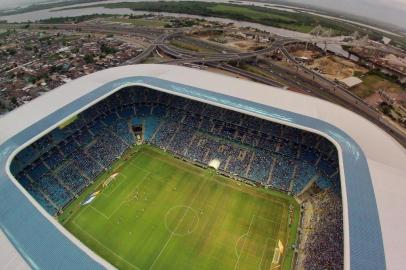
[103,173,119,187]
[272,240,284,264]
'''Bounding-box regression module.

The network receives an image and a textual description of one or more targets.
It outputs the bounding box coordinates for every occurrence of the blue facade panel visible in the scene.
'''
[0,76,385,269]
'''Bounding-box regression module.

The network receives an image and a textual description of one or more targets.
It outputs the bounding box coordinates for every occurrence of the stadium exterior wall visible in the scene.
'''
[0,64,404,270]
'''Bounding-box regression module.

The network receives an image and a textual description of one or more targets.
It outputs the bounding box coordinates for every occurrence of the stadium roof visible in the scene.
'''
[0,64,405,270]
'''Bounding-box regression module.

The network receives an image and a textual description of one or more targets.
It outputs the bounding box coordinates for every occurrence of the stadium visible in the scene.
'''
[0,64,404,270]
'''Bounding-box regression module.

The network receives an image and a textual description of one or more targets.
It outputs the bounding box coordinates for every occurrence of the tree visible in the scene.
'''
[7,48,16,55]
[84,54,94,64]
[100,43,118,55]
[379,102,392,115]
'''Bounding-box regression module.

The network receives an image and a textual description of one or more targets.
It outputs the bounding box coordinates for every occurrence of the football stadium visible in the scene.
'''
[0,64,405,270]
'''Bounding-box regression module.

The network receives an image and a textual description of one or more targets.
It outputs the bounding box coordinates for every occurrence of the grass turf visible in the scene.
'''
[352,73,405,99]
[106,17,168,28]
[60,145,299,270]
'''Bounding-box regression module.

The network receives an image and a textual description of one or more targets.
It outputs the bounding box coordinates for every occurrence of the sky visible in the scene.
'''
[287,0,406,28]
[0,0,405,28]
[0,0,59,9]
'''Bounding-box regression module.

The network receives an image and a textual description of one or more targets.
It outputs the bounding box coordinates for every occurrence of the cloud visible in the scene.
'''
[0,0,48,9]
[374,0,406,10]
[287,0,406,28]
[0,0,405,28]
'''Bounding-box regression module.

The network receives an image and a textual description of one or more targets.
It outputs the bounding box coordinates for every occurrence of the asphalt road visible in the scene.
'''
[156,35,406,147]
[25,23,406,147]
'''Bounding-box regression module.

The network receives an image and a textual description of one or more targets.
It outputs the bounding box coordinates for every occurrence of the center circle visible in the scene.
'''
[164,205,199,236]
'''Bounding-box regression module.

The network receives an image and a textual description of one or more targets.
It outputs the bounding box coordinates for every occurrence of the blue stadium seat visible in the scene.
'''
[12,86,340,217]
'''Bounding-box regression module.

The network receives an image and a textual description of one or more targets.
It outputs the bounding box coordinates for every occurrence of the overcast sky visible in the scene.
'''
[0,0,405,28]
[0,0,57,9]
[287,0,406,28]
[0,0,39,8]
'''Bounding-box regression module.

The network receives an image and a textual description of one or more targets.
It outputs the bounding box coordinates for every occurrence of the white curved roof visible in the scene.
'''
[0,64,405,270]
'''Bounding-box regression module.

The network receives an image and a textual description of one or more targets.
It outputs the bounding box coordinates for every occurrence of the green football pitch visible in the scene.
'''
[60,146,299,270]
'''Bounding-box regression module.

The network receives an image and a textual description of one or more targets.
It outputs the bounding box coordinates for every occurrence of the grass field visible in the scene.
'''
[107,18,168,28]
[208,4,295,23]
[60,146,299,270]
[352,73,405,99]
[54,1,341,34]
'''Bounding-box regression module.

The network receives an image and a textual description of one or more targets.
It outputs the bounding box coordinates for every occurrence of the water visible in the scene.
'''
[0,7,136,22]
[0,0,360,59]
[1,0,398,37]
[0,3,315,39]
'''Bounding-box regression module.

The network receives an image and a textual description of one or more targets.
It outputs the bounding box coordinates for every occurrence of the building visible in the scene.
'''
[0,65,405,269]
[338,76,363,88]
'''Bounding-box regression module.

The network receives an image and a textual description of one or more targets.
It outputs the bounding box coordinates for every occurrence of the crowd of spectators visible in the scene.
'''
[11,86,341,213]
[11,86,344,264]
[301,190,343,269]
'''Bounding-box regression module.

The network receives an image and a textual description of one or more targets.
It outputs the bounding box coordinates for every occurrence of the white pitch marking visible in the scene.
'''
[91,172,150,220]
[148,174,208,270]
[258,237,277,270]
[101,173,127,198]
[89,205,109,219]
[234,214,255,270]
[72,221,141,270]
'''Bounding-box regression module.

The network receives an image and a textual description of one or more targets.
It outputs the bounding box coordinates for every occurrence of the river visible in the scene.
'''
[0,0,325,40]
[1,0,400,37]
[0,0,371,60]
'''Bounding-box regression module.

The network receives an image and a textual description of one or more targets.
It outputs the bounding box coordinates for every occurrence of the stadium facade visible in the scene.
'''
[0,64,405,270]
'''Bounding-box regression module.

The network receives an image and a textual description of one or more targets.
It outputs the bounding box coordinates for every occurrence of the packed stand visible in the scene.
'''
[11,86,341,216]
[301,190,343,270]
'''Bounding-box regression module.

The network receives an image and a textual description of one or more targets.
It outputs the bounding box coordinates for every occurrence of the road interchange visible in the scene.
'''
[23,23,406,147]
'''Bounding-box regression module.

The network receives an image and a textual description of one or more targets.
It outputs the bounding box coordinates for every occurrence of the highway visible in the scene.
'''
[278,45,406,145]
[122,32,176,65]
[158,36,288,64]
[156,34,406,147]
[24,22,406,147]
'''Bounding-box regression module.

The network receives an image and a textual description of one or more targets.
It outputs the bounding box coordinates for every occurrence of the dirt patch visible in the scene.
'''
[291,49,321,59]
[226,40,261,51]
[383,54,406,69]
[352,74,405,100]
[364,92,383,106]
[307,55,368,80]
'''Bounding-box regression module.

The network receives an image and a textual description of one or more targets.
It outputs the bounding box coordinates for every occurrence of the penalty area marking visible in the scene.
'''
[234,215,281,270]
[258,237,278,270]
[88,172,150,220]
[103,172,119,187]
[72,220,141,270]
[100,151,148,198]
[89,205,109,219]
[234,214,255,270]
[100,173,128,198]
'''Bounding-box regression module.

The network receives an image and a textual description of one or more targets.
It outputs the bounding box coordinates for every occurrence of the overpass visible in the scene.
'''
[156,33,406,147]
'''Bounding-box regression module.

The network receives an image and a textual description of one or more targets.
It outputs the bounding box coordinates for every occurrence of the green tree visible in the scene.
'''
[84,54,94,64]
[100,43,118,54]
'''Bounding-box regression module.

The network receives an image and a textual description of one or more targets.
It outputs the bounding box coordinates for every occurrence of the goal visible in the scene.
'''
[103,173,119,187]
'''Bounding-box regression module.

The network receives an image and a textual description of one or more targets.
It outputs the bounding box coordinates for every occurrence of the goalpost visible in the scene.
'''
[103,173,119,188]
[272,240,284,264]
